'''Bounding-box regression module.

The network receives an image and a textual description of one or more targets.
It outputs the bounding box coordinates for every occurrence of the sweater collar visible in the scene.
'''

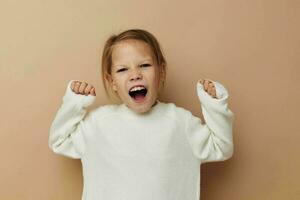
[119,99,163,118]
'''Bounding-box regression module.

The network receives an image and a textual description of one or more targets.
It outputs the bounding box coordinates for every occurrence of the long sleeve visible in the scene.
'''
[185,80,234,163]
[48,80,96,159]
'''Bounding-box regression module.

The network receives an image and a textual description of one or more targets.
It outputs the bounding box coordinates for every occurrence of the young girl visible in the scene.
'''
[49,29,234,200]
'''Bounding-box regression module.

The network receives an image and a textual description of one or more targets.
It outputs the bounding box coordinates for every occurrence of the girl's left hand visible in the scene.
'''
[198,78,217,99]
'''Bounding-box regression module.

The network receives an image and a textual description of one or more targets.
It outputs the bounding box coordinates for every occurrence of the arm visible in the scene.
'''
[48,80,96,159]
[185,80,234,163]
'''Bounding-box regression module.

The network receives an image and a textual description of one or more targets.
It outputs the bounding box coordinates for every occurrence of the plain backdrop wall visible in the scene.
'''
[1,0,299,199]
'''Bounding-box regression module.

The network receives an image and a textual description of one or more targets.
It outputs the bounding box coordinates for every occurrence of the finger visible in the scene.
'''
[208,86,216,98]
[79,82,87,94]
[90,87,96,96]
[71,81,76,91]
[84,84,92,95]
[203,79,209,91]
[212,90,217,98]
[208,81,217,98]
[208,81,215,88]
[74,81,81,94]
[207,86,212,95]
[198,78,204,85]
[210,87,217,98]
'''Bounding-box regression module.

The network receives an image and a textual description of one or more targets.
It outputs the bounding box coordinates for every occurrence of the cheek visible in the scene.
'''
[150,68,159,81]
[111,78,118,91]
[149,75,160,91]
[114,78,127,93]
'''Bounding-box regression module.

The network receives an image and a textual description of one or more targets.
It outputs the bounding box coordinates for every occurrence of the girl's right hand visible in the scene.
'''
[70,81,96,96]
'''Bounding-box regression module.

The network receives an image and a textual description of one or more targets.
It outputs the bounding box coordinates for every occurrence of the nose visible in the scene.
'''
[130,68,143,81]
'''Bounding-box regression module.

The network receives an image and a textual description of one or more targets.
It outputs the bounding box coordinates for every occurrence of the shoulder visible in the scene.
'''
[87,103,120,121]
[159,101,194,121]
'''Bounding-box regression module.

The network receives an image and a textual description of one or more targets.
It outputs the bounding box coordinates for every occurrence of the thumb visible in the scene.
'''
[198,78,204,85]
[90,87,96,96]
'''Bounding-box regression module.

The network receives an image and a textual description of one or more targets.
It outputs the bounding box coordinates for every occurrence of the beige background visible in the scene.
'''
[1,0,299,199]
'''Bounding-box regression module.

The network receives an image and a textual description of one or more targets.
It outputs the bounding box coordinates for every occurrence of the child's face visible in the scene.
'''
[108,39,161,114]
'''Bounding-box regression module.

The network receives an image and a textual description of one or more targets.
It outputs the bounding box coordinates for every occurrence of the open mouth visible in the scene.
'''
[128,87,148,103]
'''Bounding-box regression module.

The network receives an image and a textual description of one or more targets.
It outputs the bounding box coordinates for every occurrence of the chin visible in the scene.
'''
[133,108,148,114]
[130,100,155,114]
[132,103,151,114]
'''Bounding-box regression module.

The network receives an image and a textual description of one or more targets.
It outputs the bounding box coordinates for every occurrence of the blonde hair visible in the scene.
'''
[101,28,167,103]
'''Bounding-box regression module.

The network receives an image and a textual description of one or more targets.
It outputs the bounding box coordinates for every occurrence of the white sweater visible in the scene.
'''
[49,80,234,200]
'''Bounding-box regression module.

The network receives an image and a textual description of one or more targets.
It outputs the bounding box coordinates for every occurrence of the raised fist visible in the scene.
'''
[70,81,96,96]
[198,78,217,98]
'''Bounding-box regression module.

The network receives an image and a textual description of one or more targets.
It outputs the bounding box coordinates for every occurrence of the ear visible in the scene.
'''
[105,74,117,92]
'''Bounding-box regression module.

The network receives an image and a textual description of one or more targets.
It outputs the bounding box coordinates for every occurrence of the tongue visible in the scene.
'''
[134,94,145,101]
[134,94,145,102]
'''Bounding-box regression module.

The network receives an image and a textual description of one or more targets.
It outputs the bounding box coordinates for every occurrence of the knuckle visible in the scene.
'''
[75,82,80,88]
[84,89,90,95]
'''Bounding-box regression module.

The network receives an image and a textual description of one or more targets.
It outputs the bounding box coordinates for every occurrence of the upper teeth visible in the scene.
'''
[130,86,145,92]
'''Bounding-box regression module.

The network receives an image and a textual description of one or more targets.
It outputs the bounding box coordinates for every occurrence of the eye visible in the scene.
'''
[116,68,127,73]
[140,63,151,67]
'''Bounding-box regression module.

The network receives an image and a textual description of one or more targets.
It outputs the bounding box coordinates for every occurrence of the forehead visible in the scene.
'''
[111,39,154,64]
